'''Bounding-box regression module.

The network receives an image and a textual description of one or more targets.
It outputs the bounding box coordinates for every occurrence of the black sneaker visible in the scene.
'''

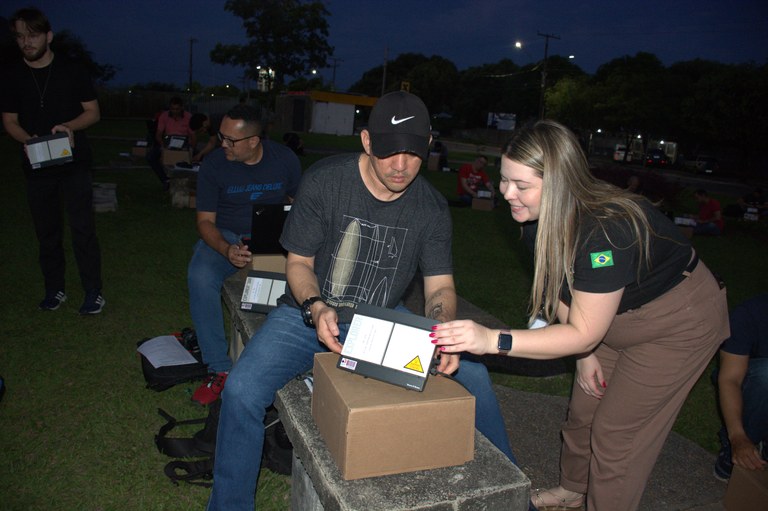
[39,290,67,311]
[713,446,733,482]
[79,290,105,315]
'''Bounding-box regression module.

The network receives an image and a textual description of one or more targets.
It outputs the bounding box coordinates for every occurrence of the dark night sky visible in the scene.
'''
[3,0,767,91]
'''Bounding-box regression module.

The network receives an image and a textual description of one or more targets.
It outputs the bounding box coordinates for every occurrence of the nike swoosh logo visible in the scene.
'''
[391,115,415,125]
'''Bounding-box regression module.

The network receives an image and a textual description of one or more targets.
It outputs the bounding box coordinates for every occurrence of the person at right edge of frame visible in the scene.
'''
[713,292,768,482]
[431,120,730,511]
[207,91,517,510]
[1,7,105,315]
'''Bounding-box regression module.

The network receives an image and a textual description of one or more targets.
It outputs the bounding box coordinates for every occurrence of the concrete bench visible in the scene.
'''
[221,270,531,510]
[221,268,266,362]
[275,375,530,511]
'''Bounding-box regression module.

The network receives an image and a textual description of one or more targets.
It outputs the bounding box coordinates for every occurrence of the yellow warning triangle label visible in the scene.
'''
[62,149,71,156]
[404,356,424,373]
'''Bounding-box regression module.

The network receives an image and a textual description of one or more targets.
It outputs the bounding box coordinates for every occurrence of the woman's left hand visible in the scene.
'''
[431,320,494,355]
[575,353,605,399]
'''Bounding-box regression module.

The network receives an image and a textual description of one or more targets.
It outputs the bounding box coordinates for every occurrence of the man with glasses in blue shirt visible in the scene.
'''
[188,104,302,405]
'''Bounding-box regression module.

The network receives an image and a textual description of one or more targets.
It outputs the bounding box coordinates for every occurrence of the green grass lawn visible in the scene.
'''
[1,124,766,510]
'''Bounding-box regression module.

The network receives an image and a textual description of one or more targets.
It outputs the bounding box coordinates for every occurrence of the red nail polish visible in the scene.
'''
[431,325,438,330]
[602,381,607,388]
[431,340,437,344]
[439,346,446,351]
[429,332,436,338]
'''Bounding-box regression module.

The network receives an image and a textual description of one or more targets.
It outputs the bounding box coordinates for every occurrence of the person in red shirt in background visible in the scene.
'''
[693,189,724,235]
[457,155,495,205]
[147,96,195,189]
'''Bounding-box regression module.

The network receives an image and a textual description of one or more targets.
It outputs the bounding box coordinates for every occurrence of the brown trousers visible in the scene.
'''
[559,259,729,511]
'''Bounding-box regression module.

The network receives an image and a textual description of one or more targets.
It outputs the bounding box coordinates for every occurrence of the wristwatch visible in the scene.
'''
[301,296,323,327]
[497,330,513,354]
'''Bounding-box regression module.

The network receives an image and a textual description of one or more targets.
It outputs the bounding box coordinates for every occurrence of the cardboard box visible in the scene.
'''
[131,140,148,157]
[92,182,118,212]
[724,465,768,510]
[161,147,191,167]
[472,198,494,211]
[311,352,475,480]
[171,189,196,209]
[250,254,287,273]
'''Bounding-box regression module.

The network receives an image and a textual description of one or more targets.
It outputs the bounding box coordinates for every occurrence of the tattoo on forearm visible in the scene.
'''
[427,301,444,320]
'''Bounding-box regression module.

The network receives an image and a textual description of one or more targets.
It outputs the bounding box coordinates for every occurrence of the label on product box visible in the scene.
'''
[240,270,286,313]
[338,304,437,391]
[27,133,73,169]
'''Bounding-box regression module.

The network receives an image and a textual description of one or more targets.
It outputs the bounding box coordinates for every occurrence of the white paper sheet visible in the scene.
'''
[136,335,198,368]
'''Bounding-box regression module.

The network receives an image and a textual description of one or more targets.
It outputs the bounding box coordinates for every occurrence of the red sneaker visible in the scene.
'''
[192,372,228,405]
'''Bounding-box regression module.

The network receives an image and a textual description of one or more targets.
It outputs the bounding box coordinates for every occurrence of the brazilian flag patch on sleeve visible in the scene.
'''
[590,250,614,268]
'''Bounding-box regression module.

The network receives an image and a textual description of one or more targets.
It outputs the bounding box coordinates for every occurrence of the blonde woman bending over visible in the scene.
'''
[432,120,729,511]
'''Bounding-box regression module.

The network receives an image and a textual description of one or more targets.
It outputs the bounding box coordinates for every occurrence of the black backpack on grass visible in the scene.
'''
[155,400,220,487]
[137,328,209,391]
[154,401,292,487]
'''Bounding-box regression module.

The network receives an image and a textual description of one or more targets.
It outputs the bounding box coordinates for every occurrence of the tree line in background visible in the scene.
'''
[1,0,766,175]
[345,51,767,176]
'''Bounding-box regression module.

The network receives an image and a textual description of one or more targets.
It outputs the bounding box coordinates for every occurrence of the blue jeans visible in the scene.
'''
[208,303,516,510]
[694,222,721,236]
[188,229,245,373]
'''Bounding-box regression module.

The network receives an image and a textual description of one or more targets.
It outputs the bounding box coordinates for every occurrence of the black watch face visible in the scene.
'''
[302,304,313,325]
[498,332,512,351]
[302,297,320,326]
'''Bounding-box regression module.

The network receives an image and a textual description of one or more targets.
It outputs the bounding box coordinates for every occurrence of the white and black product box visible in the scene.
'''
[27,132,74,169]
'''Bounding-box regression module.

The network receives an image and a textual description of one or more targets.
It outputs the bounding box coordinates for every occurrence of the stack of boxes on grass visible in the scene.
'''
[472,190,494,211]
[92,183,118,212]
[130,136,198,208]
[131,140,148,158]
[169,163,199,209]
[163,135,197,209]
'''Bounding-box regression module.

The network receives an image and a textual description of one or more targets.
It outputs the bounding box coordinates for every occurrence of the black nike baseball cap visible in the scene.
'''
[367,91,431,161]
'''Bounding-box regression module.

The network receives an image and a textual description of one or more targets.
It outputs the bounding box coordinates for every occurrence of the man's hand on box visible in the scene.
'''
[52,124,74,147]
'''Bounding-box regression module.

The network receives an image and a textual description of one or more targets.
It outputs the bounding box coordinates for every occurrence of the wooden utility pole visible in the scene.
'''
[537,31,560,119]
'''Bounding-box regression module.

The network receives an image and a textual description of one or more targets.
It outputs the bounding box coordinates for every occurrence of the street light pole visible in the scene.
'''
[188,37,198,92]
[537,31,559,119]
[330,57,343,91]
[381,46,388,96]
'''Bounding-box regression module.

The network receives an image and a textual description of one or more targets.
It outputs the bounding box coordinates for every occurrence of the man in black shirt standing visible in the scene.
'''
[2,7,105,314]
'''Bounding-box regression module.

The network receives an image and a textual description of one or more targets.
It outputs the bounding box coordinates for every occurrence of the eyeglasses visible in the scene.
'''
[217,131,259,148]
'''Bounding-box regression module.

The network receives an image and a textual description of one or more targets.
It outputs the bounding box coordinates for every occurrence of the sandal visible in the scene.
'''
[531,486,584,511]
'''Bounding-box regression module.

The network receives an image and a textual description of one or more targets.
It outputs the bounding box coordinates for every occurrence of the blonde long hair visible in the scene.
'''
[503,120,654,325]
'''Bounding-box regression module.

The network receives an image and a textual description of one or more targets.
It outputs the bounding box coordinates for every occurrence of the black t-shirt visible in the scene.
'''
[2,55,97,164]
[525,200,692,313]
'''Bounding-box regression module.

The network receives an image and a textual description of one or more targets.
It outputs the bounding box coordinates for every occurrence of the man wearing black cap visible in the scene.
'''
[208,91,516,510]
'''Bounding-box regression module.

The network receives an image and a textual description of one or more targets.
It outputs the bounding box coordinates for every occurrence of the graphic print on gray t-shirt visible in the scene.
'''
[325,215,408,309]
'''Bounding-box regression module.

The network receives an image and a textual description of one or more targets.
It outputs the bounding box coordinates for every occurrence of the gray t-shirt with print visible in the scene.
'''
[280,152,453,322]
